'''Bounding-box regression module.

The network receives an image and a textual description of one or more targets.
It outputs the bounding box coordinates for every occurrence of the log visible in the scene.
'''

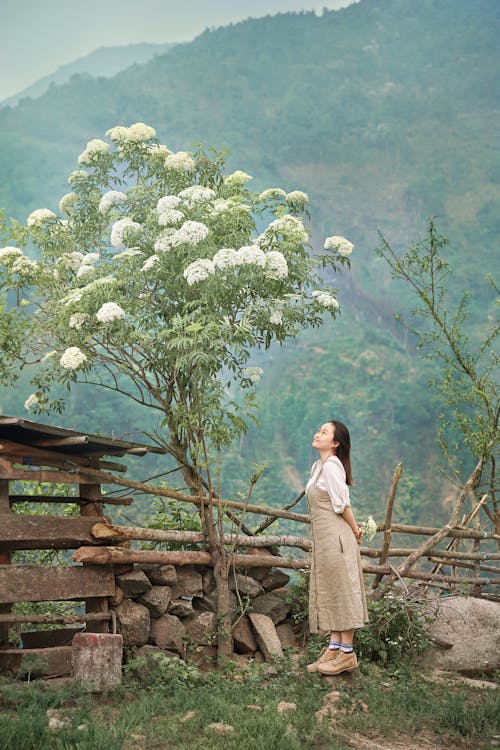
[382,523,499,540]
[73,545,309,569]
[0,564,115,603]
[372,463,402,589]
[0,515,109,549]
[360,546,500,561]
[428,557,500,575]
[91,522,313,550]
[9,494,133,506]
[362,563,498,586]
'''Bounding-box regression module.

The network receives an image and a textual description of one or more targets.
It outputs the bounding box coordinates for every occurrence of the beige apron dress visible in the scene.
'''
[307,464,369,633]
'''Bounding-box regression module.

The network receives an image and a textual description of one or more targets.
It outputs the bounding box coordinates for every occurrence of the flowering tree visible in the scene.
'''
[0,122,353,659]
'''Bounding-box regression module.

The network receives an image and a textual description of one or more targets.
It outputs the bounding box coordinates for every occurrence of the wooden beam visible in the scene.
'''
[0,564,115,603]
[0,612,111,624]
[0,515,110,549]
[9,495,133,506]
[31,436,89,448]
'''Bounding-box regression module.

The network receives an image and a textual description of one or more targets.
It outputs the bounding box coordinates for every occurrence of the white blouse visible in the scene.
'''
[306,455,351,514]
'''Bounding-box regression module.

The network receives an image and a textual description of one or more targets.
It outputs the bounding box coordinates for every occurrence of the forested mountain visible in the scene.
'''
[0,0,498,528]
[0,42,176,109]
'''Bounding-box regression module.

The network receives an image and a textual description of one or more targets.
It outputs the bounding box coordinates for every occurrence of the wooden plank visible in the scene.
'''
[0,478,11,647]
[0,461,80,484]
[0,564,115,603]
[0,646,72,678]
[21,627,83,649]
[9,495,133,506]
[0,612,111,624]
[0,515,109,549]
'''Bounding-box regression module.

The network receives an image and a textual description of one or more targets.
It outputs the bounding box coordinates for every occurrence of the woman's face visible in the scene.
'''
[312,422,336,452]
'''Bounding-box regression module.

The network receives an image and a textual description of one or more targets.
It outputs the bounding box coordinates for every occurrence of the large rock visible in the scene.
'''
[149,613,186,654]
[276,622,298,648]
[170,565,203,599]
[168,598,195,617]
[72,633,123,692]
[137,585,172,618]
[262,569,291,592]
[241,547,281,582]
[228,573,264,598]
[250,588,290,624]
[421,595,500,674]
[148,564,178,587]
[114,599,150,646]
[129,645,180,680]
[248,613,283,661]
[201,567,216,594]
[184,611,217,645]
[116,569,152,598]
[193,590,239,622]
[232,616,258,654]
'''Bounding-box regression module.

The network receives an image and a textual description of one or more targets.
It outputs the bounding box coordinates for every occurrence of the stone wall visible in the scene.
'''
[111,553,301,669]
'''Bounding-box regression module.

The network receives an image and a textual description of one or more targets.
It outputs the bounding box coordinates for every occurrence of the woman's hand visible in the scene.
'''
[354,524,363,544]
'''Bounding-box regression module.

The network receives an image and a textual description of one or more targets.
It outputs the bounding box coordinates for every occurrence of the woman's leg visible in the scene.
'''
[330,630,341,643]
[340,628,354,646]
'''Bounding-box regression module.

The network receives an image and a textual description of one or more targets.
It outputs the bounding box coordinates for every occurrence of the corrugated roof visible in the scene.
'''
[0,415,166,458]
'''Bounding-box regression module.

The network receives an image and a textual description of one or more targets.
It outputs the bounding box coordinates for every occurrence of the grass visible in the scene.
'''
[0,649,498,750]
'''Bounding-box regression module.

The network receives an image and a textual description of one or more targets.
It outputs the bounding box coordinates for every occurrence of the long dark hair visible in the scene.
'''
[330,419,353,486]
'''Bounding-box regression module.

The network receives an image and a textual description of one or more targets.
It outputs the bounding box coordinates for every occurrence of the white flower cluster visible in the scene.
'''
[224,170,252,186]
[164,151,196,172]
[170,221,209,248]
[59,192,78,215]
[60,251,84,272]
[183,258,214,285]
[360,515,378,542]
[142,255,159,272]
[213,248,238,269]
[75,252,100,278]
[286,190,309,211]
[178,185,216,207]
[69,312,90,330]
[236,245,266,267]
[210,197,251,217]
[96,302,125,323]
[113,249,144,261]
[77,139,110,165]
[67,170,89,185]
[312,290,340,309]
[324,236,354,256]
[106,123,156,142]
[242,366,263,383]
[158,208,184,226]
[110,217,142,249]
[264,214,308,243]
[0,246,23,265]
[265,250,288,279]
[98,191,127,213]
[270,311,283,325]
[148,144,173,160]
[10,257,38,278]
[24,393,40,411]
[259,188,286,201]
[27,208,57,227]
[76,264,95,278]
[59,346,87,370]
[154,229,176,254]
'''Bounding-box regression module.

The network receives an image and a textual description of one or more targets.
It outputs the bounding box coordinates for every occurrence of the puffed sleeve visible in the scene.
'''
[322,458,351,514]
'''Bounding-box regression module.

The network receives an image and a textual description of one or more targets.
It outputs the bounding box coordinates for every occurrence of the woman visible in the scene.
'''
[305,420,369,675]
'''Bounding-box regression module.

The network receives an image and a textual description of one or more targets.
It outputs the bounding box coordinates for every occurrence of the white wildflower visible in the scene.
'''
[142,255,159,272]
[312,290,340,309]
[242,366,263,383]
[98,191,127,213]
[60,251,84,272]
[259,188,286,201]
[324,236,354,256]
[265,214,308,242]
[77,139,110,165]
[361,515,378,542]
[96,302,125,323]
[265,251,288,279]
[27,208,57,227]
[158,208,184,226]
[59,192,78,215]
[170,220,209,247]
[148,144,173,159]
[69,312,90,329]
[164,151,196,172]
[110,217,142,248]
[236,245,266,268]
[154,230,175,253]
[105,125,130,141]
[157,195,181,213]
[183,258,214,285]
[224,170,252,186]
[0,246,23,265]
[127,122,156,141]
[178,185,216,207]
[59,346,87,370]
[11,257,38,277]
[83,253,100,265]
[24,394,40,411]
[213,248,238,269]
[286,190,309,211]
[113,248,144,260]
[270,311,283,325]
[76,265,95,278]
[67,170,89,185]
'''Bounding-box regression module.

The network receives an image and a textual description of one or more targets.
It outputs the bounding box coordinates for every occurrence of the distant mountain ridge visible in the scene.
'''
[0,42,177,109]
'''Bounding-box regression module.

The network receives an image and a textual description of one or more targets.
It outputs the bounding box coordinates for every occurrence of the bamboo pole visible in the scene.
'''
[372,463,402,589]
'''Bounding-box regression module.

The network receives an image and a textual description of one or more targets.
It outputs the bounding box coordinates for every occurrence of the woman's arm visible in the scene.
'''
[341,506,363,543]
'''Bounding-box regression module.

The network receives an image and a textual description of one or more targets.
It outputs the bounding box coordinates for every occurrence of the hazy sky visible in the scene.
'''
[0,0,354,101]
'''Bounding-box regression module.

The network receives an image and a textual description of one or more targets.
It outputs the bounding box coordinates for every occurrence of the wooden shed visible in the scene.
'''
[0,414,165,678]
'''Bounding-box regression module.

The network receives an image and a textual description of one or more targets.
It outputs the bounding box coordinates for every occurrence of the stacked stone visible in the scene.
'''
[111,552,298,668]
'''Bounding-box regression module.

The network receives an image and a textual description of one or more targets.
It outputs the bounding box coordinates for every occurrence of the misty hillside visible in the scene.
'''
[0,0,497,525]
